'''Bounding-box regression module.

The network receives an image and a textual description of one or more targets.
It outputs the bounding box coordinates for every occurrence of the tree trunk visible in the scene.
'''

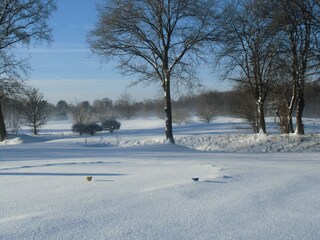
[286,81,297,134]
[33,121,37,135]
[280,99,295,134]
[0,97,7,141]
[163,77,174,144]
[276,100,293,134]
[287,115,294,133]
[257,99,266,134]
[295,84,305,134]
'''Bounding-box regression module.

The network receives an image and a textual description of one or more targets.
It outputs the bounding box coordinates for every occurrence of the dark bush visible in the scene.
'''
[84,123,103,136]
[72,123,86,135]
[102,119,121,133]
[72,123,103,136]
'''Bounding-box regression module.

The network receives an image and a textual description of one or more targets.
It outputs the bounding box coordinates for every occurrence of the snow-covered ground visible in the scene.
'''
[1,117,320,239]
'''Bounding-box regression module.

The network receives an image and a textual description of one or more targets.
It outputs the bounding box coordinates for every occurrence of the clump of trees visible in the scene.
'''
[216,0,320,134]
[69,101,122,136]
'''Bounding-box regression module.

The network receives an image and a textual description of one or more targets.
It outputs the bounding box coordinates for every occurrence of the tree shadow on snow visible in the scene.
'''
[94,179,114,182]
[201,176,233,184]
[202,180,227,184]
[0,172,127,177]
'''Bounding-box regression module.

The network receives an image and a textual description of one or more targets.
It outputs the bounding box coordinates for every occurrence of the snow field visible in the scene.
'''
[1,117,320,239]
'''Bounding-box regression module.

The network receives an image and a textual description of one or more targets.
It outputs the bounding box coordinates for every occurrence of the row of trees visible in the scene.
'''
[217,0,320,135]
[2,80,320,135]
[53,93,136,123]
[88,0,320,142]
[49,81,320,131]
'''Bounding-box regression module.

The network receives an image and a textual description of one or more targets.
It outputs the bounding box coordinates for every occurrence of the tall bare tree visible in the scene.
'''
[0,0,56,141]
[88,0,219,143]
[217,0,281,134]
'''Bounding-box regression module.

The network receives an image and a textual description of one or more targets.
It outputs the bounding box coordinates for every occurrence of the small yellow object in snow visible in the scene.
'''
[86,176,93,181]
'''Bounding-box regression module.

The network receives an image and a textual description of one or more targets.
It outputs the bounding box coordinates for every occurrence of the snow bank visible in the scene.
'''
[1,134,49,145]
[177,133,320,153]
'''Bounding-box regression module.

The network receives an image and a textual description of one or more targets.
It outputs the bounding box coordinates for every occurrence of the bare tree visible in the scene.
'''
[172,106,190,125]
[0,0,56,141]
[0,78,25,138]
[275,0,318,134]
[3,97,23,134]
[20,88,51,135]
[115,92,135,120]
[217,0,282,134]
[196,91,221,123]
[93,98,113,122]
[70,101,96,124]
[88,0,219,143]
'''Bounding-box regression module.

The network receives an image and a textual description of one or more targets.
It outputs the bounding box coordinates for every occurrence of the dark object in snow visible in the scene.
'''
[86,176,93,181]
[192,177,199,181]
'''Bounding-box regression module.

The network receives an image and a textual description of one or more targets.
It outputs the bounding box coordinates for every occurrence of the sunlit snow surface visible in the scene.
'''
[1,117,320,240]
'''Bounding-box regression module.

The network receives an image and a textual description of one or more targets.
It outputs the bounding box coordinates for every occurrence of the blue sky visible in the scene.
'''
[20,0,230,104]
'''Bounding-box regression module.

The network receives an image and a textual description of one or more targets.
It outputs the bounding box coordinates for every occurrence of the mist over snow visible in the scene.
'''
[1,117,320,240]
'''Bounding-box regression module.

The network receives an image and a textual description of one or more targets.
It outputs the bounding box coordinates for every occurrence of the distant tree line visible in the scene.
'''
[2,80,320,135]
